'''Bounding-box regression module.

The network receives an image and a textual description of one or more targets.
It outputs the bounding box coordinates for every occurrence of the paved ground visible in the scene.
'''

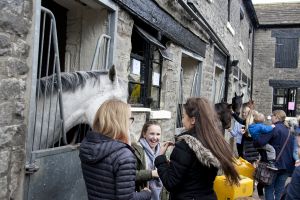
[237,178,291,200]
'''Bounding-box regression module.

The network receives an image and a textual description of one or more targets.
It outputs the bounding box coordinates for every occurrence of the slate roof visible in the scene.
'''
[254,3,300,26]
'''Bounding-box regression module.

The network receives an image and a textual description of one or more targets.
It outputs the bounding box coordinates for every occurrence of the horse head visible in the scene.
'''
[33,65,128,150]
[232,92,243,115]
[215,102,232,132]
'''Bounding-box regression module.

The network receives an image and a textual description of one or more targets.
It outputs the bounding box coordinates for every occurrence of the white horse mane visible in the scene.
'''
[38,71,110,95]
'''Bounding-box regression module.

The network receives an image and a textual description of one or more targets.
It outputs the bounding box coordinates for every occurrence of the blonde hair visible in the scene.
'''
[254,112,265,123]
[272,110,286,122]
[93,99,130,144]
[246,110,258,130]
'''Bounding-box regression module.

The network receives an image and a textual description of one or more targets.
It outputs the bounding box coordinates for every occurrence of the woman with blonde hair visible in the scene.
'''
[79,99,151,200]
[155,97,240,200]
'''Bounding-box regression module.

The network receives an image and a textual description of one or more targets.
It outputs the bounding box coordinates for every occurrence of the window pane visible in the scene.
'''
[276,97,285,105]
[128,83,142,104]
[275,88,285,96]
[151,87,160,108]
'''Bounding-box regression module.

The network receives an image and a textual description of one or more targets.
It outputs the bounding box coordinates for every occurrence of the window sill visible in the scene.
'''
[239,42,244,51]
[131,107,171,119]
[226,22,235,36]
[150,110,171,119]
[247,59,252,65]
[131,107,151,112]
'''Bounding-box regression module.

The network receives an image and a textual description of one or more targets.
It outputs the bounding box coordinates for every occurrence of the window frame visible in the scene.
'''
[128,27,163,109]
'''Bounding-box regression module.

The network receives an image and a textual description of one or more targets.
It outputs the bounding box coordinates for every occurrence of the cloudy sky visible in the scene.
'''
[252,0,300,4]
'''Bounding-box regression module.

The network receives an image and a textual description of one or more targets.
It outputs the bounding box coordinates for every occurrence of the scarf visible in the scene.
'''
[139,138,162,200]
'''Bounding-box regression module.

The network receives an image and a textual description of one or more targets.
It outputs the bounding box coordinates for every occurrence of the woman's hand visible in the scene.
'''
[151,170,159,178]
[159,141,174,155]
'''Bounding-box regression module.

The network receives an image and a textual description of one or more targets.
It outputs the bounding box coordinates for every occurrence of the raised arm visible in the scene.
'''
[259,124,274,134]
[232,112,245,125]
[154,141,192,191]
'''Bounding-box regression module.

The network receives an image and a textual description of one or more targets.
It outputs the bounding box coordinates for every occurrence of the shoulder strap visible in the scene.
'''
[276,131,291,162]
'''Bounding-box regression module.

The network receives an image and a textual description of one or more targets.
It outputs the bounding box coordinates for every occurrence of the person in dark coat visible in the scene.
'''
[283,166,300,200]
[79,99,151,200]
[155,97,240,200]
[254,110,295,200]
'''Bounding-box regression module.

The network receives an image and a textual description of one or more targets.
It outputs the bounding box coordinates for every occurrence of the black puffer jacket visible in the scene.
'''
[79,131,151,200]
[155,130,219,200]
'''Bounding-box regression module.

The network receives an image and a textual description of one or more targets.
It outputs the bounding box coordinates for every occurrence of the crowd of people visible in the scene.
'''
[230,102,300,200]
[79,97,300,200]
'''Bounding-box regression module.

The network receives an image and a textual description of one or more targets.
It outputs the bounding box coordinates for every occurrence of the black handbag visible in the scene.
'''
[254,131,291,185]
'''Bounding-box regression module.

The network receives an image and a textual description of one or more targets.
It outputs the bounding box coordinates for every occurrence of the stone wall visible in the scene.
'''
[253,29,300,116]
[0,0,33,199]
[155,0,254,102]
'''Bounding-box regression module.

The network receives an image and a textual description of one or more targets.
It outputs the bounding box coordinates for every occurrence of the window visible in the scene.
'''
[275,38,299,68]
[272,88,297,117]
[227,0,231,22]
[212,66,225,103]
[248,27,253,60]
[128,26,164,108]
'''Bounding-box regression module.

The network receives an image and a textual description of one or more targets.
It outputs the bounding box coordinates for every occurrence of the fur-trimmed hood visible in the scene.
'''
[177,134,220,168]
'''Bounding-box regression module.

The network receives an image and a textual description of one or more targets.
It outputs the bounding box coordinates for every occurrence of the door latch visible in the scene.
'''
[25,163,39,174]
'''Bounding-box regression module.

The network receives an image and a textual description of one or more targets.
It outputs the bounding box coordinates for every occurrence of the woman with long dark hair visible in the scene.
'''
[155,97,240,200]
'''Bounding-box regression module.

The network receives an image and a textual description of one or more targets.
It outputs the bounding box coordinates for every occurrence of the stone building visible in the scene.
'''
[253,2,300,117]
[0,0,256,199]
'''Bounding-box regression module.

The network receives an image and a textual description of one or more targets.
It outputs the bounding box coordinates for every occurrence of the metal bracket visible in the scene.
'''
[25,163,39,174]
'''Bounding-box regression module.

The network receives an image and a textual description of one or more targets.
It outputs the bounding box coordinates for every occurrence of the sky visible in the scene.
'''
[252,0,300,4]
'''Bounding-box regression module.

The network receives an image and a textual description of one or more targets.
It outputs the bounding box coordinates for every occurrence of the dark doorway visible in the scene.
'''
[39,0,67,77]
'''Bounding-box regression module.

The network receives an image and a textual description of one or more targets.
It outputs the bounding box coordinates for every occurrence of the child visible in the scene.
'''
[248,112,277,170]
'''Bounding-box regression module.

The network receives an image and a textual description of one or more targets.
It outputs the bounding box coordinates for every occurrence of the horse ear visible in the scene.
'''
[235,92,237,97]
[241,93,244,97]
[109,65,116,82]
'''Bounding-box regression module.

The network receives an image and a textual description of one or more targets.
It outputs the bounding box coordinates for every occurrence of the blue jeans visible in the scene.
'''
[264,170,289,200]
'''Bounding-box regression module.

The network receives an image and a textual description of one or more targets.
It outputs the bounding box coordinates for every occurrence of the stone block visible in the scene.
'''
[12,39,30,58]
[0,12,29,37]
[7,58,29,77]
[0,78,25,100]
[0,34,11,56]
[0,150,10,174]
[0,102,14,126]
[0,176,7,199]
[10,149,25,199]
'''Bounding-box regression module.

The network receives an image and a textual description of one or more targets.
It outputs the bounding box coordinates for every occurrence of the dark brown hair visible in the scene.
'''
[184,97,240,185]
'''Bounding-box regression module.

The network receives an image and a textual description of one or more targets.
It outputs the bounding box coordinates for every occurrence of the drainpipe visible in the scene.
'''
[224,56,231,102]
[250,28,255,99]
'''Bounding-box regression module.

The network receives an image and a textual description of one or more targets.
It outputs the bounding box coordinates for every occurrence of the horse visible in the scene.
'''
[215,93,244,132]
[32,65,127,150]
